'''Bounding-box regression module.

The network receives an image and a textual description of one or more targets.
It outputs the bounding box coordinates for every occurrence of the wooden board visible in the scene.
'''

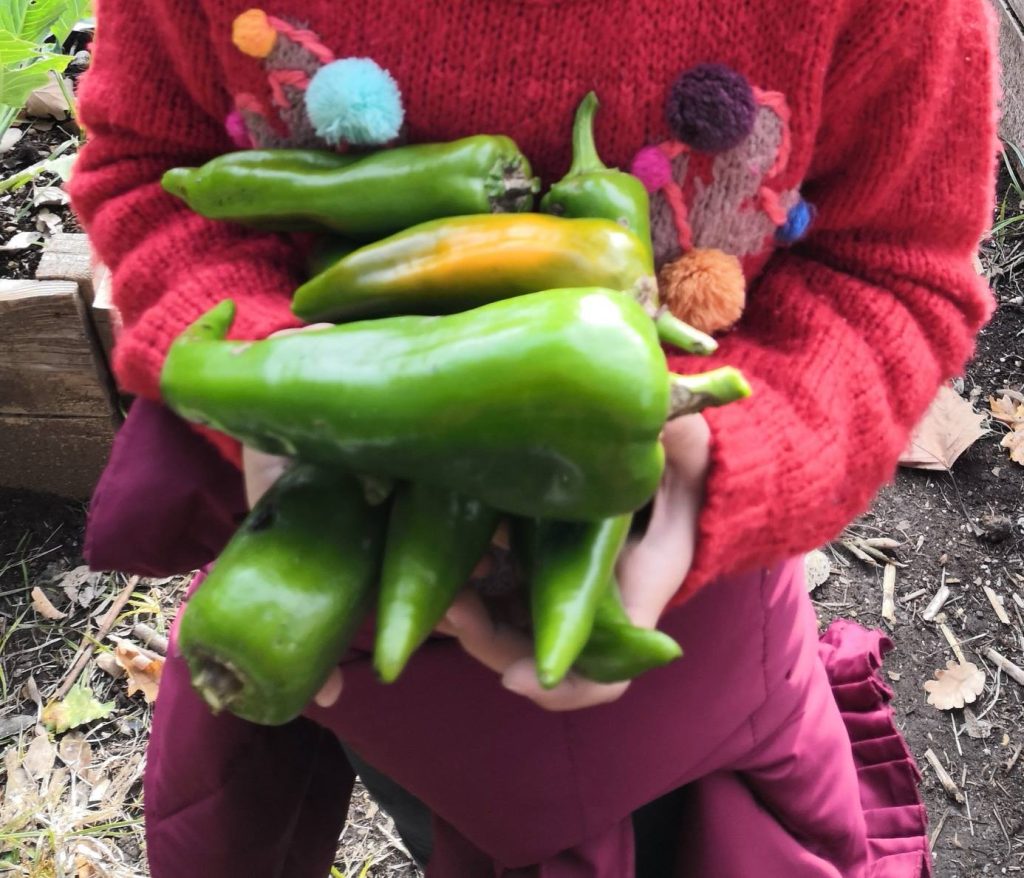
[998,0,1024,144]
[0,280,115,417]
[0,416,114,500]
[0,280,117,499]
[34,232,96,304]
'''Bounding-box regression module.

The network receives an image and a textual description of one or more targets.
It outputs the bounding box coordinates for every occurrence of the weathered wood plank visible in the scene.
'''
[34,232,96,304]
[0,280,116,418]
[0,415,113,500]
[998,0,1024,144]
[90,263,119,362]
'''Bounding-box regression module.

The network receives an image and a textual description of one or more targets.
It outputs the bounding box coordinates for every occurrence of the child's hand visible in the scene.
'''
[432,413,712,712]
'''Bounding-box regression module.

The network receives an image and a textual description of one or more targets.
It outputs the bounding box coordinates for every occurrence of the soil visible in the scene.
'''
[1,106,1023,876]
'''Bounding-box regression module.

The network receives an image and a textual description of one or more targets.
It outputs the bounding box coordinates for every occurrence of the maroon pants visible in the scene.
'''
[144,560,929,878]
[87,402,929,877]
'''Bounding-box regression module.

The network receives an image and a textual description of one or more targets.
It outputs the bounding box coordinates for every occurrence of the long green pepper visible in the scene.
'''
[374,483,501,683]
[162,136,540,239]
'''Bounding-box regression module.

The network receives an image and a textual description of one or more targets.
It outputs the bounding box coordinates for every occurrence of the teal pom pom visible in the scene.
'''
[305,58,404,146]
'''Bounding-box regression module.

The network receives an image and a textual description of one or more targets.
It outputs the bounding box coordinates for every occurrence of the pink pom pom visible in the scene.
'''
[225,111,253,148]
[630,146,673,193]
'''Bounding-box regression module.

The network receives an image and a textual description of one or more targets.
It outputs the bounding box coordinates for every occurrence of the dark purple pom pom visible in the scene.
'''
[665,64,757,153]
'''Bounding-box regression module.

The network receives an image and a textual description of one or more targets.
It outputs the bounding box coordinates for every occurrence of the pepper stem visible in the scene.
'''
[653,309,718,355]
[181,299,236,343]
[566,92,607,178]
[668,367,751,418]
[191,654,245,714]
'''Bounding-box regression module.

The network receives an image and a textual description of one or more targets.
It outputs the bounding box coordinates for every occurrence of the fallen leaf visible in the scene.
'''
[0,127,23,155]
[36,207,63,235]
[59,565,102,606]
[0,231,42,252]
[924,660,986,710]
[41,684,115,734]
[899,386,988,470]
[989,394,1024,426]
[113,642,164,703]
[32,185,69,207]
[22,732,56,780]
[30,587,66,620]
[58,731,92,773]
[25,77,72,120]
[804,549,831,591]
[964,706,993,739]
[1001,428,1024,466]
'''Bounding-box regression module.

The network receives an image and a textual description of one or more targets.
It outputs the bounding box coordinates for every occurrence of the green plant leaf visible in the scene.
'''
[0,1,31,39]
[20,0,64,45]
[51,0,92,45]
[0,53,70,110]
[40,683,115,734]
[0,29,41,66]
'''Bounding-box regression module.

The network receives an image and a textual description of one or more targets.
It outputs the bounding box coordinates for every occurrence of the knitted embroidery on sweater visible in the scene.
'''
[223,11,812,337]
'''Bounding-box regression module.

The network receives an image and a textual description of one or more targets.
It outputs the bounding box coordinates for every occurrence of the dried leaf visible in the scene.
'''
[32,184,69,207]
[24,77,72,120]
[30,586,66,620]
[899,386,988,470]
[0,230,42,252]
[964,706,993,739]
[0,127,23,155]
[41,683,115,734]
[804,549,831,591]
[58,731,92,772]
[22,732,56,780]
[1001,428,1024,466]
[924,660,986,710]
[35,206,63,234]
[60,564,102,606]
[989,394,1024,426]
[113,642,164,703]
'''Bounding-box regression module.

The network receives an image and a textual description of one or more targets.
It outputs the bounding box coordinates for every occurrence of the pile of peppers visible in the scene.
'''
[162,93,752,726]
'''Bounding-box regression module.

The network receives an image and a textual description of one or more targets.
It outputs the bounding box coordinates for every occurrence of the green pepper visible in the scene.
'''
[292,214,657,323]
[574,577,683,683]
[375,483,500,683]
[541,92,652,262]
[162,289,673,521]
[542,93,718,356]
[515,514,633,688]
[161,137,539,238]
[177,464,387,726]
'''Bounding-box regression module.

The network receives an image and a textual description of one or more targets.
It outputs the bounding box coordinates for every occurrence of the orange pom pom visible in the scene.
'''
[232,9,277,58]
[658,248,746,335]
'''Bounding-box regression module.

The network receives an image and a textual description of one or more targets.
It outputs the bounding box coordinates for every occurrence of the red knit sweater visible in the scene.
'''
[69,0,999,603]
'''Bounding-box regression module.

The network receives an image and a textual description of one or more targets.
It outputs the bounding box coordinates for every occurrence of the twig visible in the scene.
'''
[882,564,896,624]
[902,588,928,602]
[939,623,967,664]
[922,584,951,622]
[1007,744,1022,774]
[929,808,951,853]
[132,622,168,656]
[951,711,963,756]
[924,748,965,803]
[53,576,139,699]
[975,668,1002,722]
[994,805,1012,856]
[985,648,1024,686]
[983,586,1012,625]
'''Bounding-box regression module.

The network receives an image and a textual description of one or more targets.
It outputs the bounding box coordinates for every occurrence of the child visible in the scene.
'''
[70,0,1000,875]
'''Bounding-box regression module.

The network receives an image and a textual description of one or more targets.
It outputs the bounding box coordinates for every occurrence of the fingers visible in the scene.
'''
[502,658,631,711]
[314,667,344,707]
[241,446,291,508]
[441,590,534,675]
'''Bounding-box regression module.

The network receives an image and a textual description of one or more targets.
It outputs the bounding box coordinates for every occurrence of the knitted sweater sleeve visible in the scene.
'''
[68,1,303,440]
[668,0,999,604]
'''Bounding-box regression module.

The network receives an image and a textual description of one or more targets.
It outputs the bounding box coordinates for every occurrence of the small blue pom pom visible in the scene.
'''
[776,199,815,244]
[305,58,404,147]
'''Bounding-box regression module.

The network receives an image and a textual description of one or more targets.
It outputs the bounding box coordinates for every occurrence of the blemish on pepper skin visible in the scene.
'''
[230,342,254,355]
